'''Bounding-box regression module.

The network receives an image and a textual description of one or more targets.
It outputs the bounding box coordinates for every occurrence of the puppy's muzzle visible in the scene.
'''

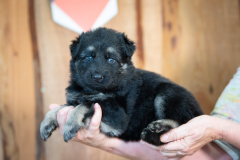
[92,74,104,82]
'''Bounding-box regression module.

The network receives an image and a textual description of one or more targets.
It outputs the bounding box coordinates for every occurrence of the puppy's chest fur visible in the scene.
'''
[67,81,140,116]
[82,93,116,102]
[67,72,144,113]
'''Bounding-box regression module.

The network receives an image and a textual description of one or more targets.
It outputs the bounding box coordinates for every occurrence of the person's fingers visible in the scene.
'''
[159,140,186,152]
[160,124,189,143]
[140,140,160,151]
[88,103,102,134]
[49,104,60,110]
[57,106,74,134]
[66,108,74,121]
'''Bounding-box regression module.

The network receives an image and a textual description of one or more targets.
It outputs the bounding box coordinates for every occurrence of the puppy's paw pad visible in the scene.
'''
[147,122,163,133]
[40,119,58,141]
[147,119,179,133]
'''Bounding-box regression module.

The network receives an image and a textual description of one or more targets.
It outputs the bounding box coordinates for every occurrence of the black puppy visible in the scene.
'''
[40,28,203,146]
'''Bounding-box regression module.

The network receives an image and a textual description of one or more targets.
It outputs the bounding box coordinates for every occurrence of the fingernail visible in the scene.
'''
[161,135,168,142]
[94,103,99,109]
[58,107,70,116]
[68,106,74,109]
[49,104,60,110]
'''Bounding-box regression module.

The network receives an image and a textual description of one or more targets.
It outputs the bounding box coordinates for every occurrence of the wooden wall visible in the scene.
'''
[162,0,240,114]
[0,0,239,160]
[0,0,36,160]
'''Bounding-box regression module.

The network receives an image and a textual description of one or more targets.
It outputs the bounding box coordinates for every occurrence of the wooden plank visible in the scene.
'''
[140,0,163,74]
[105,0,163,73]
[162,0,240,114]
[105,0,138,68]
[29,0,45,159]
[0,0,36,160]
[34,0,133,159]
[135,0,145,69]
[34,0,87,159]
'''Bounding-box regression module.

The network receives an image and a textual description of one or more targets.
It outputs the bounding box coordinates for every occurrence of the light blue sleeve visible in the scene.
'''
[211,67,240,160]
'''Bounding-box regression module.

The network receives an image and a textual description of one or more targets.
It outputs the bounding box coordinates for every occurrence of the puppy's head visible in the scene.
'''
[69,28,136,91]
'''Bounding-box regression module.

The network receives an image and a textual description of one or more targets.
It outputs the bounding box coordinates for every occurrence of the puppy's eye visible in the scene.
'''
[108,58,115,64]
[86,56,93,61]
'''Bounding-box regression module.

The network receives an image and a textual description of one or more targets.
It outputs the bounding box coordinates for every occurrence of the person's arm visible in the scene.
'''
[51,103,166,160]
[216,117,240,149]
[51,103,233,160]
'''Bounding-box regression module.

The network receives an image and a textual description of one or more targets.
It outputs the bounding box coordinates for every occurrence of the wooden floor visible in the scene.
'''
[0,0,239,160]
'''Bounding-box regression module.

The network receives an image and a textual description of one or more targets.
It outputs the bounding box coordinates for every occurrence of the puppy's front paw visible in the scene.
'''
[63,122,84,142]
[62,104,91,142]
[141,119,179,146]
[40,105,66,141]
[40,118,58,141]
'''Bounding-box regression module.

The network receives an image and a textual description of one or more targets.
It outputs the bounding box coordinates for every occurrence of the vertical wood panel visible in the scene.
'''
[34,0,132,160]
[135,0,145,69]
[162,0,240,114]
[29,0,45,159]
[141,0,163,74]
[34,0,88,159]
[0,0,36,160]
[104,0,138,68]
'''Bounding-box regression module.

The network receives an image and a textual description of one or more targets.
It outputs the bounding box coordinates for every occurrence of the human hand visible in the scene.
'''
[49,103,166,160]
[49,103,114,151]
[142,115,222,160]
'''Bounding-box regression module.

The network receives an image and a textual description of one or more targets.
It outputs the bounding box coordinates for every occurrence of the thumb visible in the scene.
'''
[88,103,102,134]
[160,124,188,143]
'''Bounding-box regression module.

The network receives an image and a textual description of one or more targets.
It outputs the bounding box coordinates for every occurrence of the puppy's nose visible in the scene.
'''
[92,74,103,82]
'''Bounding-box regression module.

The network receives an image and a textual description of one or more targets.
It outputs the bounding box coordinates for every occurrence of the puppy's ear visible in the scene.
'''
[121,33,136,58]
[70,33,84,59]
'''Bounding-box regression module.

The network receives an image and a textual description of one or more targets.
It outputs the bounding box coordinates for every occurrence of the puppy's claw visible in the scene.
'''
[63,129,77,142]
[140,128,149,140]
